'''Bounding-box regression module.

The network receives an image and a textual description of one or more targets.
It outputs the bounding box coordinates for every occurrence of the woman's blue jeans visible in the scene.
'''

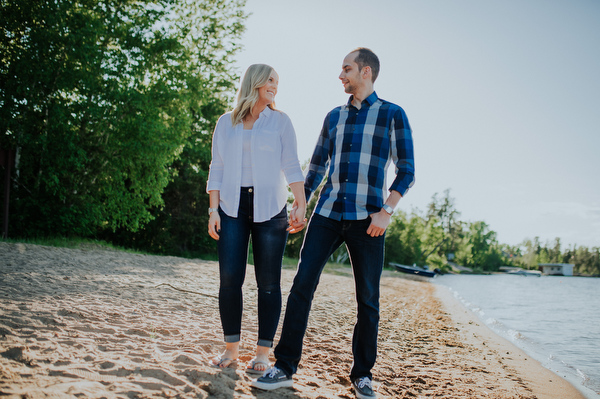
[217,187,288,348]
[274,213,384,381]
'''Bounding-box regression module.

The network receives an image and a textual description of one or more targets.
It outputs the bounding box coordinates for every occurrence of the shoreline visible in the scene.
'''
[0,242,586,398]
[434,284,586,399]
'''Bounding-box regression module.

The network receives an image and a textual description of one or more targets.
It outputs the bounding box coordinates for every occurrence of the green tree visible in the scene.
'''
[519,237,542,269]
[569,246,600,275]
[456,220,503,271]
[385,209,425,267]
[1,0,247,239]
[421,189,463,266]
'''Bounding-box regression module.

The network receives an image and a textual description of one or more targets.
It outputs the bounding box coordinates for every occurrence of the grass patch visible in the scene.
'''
[282,256,298,268]
[282,256,352,276]
[322,262,353,276]
[1,236,147,255]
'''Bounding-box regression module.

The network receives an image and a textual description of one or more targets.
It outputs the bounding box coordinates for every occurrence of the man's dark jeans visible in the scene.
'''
[217,187,288,347]
[274,213,385,380]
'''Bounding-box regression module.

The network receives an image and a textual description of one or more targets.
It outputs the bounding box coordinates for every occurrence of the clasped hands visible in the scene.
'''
[287,199,307,234]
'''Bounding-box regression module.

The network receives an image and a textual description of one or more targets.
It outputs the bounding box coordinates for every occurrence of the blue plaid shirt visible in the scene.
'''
[305,91,415,221]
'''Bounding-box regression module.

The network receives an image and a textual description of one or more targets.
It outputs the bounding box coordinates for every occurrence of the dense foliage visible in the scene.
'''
[1,0,246,242]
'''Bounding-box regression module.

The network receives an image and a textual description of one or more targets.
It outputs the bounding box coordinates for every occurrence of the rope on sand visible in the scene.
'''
[155,283,218,299]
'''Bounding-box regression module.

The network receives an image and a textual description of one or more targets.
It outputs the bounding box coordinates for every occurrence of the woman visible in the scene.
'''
[206,64,307,374]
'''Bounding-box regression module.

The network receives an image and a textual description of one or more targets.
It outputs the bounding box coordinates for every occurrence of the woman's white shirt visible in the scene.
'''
[206,107,304,222]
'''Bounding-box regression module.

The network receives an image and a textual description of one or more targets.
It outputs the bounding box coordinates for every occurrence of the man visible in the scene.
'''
[252,47,415,399]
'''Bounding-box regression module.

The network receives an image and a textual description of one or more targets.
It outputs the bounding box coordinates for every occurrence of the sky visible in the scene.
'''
[232,0,600,249]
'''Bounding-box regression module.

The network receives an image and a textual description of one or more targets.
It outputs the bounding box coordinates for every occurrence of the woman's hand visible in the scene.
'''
[287,199,307,234]
[208,211,221,240]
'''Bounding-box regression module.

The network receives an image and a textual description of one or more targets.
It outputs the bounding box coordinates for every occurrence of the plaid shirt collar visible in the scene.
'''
[343,91,379,110]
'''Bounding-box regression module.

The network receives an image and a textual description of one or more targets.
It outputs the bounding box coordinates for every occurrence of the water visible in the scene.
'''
[434,274,600,398]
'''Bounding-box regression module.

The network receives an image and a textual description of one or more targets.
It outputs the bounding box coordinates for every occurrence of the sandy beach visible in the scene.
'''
[0,242,585,398]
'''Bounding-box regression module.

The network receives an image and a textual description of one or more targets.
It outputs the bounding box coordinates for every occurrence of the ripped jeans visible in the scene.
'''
[217,187,288,347]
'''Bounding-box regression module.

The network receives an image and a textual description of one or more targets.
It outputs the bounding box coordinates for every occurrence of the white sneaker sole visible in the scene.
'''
[354,391,376,399]
[353,384,376,399]
[251,378,293,390]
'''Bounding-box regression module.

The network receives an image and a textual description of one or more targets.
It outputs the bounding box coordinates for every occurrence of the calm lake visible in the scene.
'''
[434,274,600,398]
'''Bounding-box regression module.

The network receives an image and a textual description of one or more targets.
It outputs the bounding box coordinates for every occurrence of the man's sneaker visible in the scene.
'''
[251,366,293,390]
[352,376,376,399]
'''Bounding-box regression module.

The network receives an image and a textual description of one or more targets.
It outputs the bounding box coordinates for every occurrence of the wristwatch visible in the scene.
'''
[208,207,218,215]
[381,204,394,215]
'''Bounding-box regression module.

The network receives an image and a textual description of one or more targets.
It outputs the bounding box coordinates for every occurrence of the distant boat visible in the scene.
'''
[507,269,542,277]
[390,262,437,278]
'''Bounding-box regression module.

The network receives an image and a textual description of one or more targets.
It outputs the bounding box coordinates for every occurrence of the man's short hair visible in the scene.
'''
[352,47,380,83]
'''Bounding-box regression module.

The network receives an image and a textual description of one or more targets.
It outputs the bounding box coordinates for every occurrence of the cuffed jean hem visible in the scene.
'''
[224,334,240,343]
[257,339,273,348]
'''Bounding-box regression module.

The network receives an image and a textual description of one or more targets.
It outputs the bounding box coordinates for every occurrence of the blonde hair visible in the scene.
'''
[231,64,276,126]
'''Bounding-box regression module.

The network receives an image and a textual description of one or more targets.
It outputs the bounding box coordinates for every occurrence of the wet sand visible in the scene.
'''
[0,242,584,398]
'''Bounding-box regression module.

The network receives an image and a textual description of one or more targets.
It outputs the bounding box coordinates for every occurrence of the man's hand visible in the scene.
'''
[367,210,392,237]
[287,199,307,234]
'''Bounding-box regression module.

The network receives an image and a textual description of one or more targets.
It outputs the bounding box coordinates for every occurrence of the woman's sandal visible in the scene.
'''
[210,355,237,369]
[245,358,271,375]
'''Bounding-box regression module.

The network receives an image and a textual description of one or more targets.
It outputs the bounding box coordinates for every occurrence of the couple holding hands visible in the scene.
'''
[206,47,415,399]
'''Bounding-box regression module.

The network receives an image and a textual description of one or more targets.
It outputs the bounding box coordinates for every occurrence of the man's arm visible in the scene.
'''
[388,107,415,196]
[304,113,332,203]
[367,107,414,237]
